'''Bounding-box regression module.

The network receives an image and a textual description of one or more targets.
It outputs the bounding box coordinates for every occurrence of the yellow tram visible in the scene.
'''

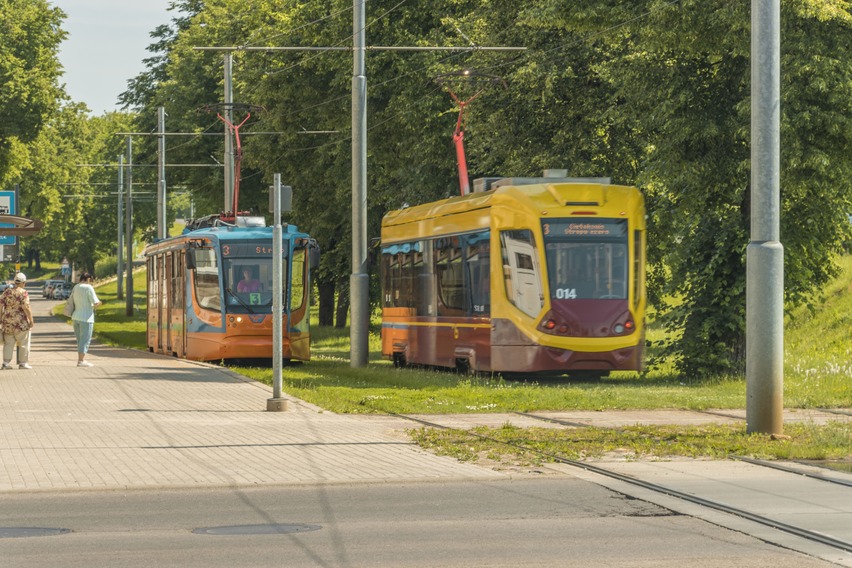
[380,171,646,377]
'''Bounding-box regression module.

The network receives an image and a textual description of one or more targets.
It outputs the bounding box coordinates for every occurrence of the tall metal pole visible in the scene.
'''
[117,155,124,300]
[223,53,234,214]
[747,0,783,434]
[267,173,287,411]
[125,135,134,316]
[350,0,369,368]
[157,106,167,239]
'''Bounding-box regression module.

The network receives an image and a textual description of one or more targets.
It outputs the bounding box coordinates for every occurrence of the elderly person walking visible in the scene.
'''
[0,272,35,370]
[70,272,101,367]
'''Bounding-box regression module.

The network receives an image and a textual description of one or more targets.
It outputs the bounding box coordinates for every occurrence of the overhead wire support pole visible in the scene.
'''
[224,53,235,214]
[157,107,167,239]
[125,135,134,317]
[117,155,124,300]
[267,173,287,412]
[350,0,369,368]
[747,0,783,435]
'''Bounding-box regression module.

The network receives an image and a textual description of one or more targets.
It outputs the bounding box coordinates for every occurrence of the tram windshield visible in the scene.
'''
[542,218,628,300]
[222,257,286,314]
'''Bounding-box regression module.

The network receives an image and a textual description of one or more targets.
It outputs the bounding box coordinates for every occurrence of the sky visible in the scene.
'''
[55,0,173,115]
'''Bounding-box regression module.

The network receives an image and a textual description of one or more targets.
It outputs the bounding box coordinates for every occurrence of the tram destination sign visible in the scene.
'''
[542,219,626,238]
[221,241,287,258]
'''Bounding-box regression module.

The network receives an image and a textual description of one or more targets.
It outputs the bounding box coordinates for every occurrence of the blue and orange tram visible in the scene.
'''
[144,218,319,362]
[380,171,646,377]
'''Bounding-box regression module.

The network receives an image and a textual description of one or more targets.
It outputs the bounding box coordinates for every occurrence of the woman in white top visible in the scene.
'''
[70,273,102,367]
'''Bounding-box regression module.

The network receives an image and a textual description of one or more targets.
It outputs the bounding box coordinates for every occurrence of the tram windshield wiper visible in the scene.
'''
[225,287,256,314]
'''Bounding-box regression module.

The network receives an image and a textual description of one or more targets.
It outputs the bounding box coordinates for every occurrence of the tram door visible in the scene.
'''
[162,252,175,354]
[168,252,185,357]
[159,254,170,353]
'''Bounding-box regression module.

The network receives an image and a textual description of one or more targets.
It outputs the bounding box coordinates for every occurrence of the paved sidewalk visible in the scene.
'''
[2,294,848,494]
[0,296,506,493]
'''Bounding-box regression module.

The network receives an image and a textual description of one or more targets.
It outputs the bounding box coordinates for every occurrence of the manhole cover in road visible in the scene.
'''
[192,523,322,536]
[0,527,71,538]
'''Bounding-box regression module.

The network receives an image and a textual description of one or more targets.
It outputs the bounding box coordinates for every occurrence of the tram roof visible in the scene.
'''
[143,224,307,256]
[382,177,641,229]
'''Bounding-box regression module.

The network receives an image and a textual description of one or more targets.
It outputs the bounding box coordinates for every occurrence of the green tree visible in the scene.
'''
[0,0,65,185]
[544,0,852,375]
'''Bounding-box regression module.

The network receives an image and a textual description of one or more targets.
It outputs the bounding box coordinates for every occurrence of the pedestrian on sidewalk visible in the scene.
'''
[70,272,101,367]
[0,272,35,370]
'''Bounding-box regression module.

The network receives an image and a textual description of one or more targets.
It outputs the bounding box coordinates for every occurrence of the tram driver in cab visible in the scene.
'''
[237,266,263,293]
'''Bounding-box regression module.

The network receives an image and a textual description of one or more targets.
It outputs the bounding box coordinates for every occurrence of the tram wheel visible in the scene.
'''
[455,358,472,375]
[392,352,406,368]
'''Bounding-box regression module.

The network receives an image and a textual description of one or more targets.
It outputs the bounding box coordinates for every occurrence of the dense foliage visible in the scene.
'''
[2,0,850,377]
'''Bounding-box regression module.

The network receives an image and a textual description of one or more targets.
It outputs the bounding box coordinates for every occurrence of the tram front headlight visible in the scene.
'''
[544,319,557,330]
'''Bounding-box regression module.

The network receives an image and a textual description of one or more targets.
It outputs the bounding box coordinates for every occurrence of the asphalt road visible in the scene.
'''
[0,478,836,568]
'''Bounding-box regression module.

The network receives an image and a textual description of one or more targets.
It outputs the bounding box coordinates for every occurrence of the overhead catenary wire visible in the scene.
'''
[240,1,683,160]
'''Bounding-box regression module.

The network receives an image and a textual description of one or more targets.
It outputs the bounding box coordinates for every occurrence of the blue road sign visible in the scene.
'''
[0,191,17,246]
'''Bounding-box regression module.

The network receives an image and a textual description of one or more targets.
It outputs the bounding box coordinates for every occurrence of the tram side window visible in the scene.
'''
[436,237,465,315]
[171,253,183,310]
[291,249,305,311]
[466,238,490,316]
[147,257,157,312]
[381,244,421,309]
[414,247,435,316]
[382,252,411,308]
[634,230,644,306]
[500,230,544,318]
[193,248,221,312]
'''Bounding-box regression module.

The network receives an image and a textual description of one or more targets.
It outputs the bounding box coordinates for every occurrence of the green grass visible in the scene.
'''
[7,261,62,283]
[411,421,852,464]
[784,255,852,407]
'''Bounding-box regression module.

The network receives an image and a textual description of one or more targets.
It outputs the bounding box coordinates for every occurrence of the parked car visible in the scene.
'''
[52,283,72,300]
[43,279,65,298]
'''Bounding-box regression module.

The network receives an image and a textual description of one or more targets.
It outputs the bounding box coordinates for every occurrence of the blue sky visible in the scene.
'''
[55,0,172,114]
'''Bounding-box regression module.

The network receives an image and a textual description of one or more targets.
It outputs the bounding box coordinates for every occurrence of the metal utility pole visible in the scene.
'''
[223,53,235,213]
[267,173,287,412]
[125,135,134,316]
[350,0,369,368]
[747,0,783,435]
[117,155,124,300]
[157,106,167,239]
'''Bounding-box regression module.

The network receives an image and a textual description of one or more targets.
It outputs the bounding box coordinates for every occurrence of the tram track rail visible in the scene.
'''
[393,411,852,555]
[513,410,852,490]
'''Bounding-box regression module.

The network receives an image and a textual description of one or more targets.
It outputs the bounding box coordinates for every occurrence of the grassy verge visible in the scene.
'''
[410,421,852,465]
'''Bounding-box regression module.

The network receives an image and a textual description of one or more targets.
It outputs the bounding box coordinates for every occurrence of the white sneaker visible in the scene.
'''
[1,363,12,370]
[77,361,93,367]
[18,363,32,370]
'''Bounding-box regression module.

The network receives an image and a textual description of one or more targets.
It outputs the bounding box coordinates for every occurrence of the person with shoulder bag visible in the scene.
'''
[63,284,76,317]
[69,273,101,367]
[0,273,35,370]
